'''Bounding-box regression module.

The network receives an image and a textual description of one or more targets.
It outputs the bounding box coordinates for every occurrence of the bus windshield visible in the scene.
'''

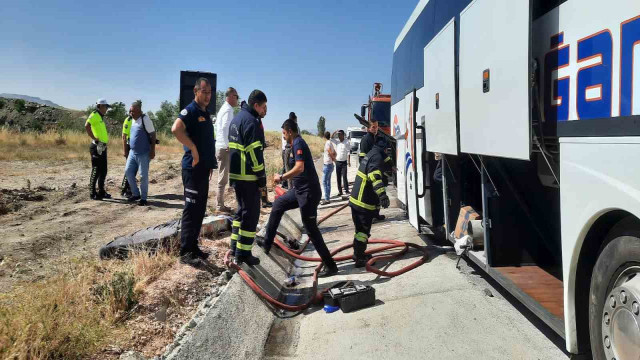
[372,101,391,127]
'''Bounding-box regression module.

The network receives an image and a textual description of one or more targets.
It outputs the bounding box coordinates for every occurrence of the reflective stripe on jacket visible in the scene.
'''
[349,145,387,211]
[228,104,266,182]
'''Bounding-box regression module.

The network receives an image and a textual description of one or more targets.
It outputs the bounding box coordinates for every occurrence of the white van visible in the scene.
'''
[346,127,366,154]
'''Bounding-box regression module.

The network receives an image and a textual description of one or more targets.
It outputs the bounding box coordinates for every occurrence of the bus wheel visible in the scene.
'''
[589,235,640,360]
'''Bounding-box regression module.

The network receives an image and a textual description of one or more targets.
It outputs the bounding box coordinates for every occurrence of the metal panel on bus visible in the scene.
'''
[459,0,531,160]
[392,100,407,206]
[405,92,420,230]
[424,18,458,155]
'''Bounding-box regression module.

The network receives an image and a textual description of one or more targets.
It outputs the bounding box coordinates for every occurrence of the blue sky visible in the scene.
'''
[0,1,416,132]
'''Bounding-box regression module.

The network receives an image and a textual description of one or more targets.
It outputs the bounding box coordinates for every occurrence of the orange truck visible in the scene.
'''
[355,82,396,184]
[358,82,391,136]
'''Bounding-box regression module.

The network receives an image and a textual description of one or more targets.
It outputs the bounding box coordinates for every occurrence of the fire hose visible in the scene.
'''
[224,188,428,312]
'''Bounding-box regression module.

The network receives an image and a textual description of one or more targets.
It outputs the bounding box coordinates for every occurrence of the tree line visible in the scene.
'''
[82,91,326,136]
[83,91,238,135]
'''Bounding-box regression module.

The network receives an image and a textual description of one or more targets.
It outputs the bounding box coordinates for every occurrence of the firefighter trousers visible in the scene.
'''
[264,189,337,268]
[351,205,375,256]
[231,181,260,258]
[180,166,210,255]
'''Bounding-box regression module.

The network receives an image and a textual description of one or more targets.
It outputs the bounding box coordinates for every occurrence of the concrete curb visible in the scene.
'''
[160,213,303,360]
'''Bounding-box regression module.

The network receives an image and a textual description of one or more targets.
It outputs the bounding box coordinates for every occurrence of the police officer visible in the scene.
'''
[171,78,217,266]
[121,110,133,197]
[257,119,340,277]
[350,138,391,267]
[85,98,111,200]
[358,119,392,221]
[228,90,268,266]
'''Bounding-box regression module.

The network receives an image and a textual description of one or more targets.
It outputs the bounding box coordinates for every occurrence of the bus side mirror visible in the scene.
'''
[361,105,367,118]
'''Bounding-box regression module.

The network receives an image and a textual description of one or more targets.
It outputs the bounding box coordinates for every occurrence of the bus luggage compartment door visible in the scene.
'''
[459,0,531,160]
[424,17,458,156]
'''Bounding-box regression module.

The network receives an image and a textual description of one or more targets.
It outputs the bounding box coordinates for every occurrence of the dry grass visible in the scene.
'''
[0,245,179,360]
[0,128,184,164]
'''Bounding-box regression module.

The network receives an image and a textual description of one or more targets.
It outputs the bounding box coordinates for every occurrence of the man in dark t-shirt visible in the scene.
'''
[171,77,217,266]
[257,119,339,277]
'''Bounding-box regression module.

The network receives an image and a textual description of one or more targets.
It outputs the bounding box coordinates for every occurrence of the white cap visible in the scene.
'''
[96,98,110,107]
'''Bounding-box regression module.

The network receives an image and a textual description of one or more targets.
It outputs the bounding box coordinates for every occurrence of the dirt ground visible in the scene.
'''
[0,157,274,293]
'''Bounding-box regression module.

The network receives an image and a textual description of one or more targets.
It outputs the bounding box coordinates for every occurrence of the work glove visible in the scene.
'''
[258,176,267,188]
[379,193,390,209]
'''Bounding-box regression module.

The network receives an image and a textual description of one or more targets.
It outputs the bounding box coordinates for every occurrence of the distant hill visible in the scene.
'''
[0,96,85,132]
[0,94,61,108]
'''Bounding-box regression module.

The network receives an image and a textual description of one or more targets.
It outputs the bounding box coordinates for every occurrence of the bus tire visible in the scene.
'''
[589,233,640,360]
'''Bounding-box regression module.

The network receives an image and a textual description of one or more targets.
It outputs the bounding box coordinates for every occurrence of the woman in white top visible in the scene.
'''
[321,131,336,204]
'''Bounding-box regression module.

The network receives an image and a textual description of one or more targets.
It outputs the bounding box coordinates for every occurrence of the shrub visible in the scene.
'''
[0,98,5,109]
[92,270,138,316]
[14,99,25,112]
[58,114,86,132]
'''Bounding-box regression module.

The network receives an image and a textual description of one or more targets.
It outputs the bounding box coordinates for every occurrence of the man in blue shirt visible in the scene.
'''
[171,78,217,266]
[124,100,156,206]
[257,119,339,277]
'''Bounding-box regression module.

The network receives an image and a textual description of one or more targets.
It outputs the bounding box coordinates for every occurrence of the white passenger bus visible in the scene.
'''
[392,0,640,358]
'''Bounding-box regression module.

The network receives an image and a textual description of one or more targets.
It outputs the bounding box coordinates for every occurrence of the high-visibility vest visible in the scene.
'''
[122,116,133,140]
[86,111,109,143]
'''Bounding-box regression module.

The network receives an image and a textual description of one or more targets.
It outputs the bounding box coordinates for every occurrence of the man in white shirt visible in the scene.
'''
[331,129,351,196]
[215,87,238,213]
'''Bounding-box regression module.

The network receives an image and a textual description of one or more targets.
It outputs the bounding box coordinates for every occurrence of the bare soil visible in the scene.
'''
[0,157,274,292]
[0,153,278,358]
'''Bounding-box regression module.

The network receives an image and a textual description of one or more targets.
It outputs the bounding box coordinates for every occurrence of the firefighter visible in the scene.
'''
[350,137,391,267]
[85,98,111,200]
[256,119,340,277]
[171,78,217,266]
[120,110,133,197]
[358,119,392,221]
[358,119,377,163]
[228,90,268,266]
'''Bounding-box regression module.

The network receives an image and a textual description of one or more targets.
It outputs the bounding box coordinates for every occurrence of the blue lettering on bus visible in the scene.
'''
[577,30,613,120]
[620,16,640,116]
[545,39,570,122]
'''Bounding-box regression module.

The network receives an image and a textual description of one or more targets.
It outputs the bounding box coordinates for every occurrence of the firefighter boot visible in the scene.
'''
[235,252,261,266]
[352,240,372,268]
